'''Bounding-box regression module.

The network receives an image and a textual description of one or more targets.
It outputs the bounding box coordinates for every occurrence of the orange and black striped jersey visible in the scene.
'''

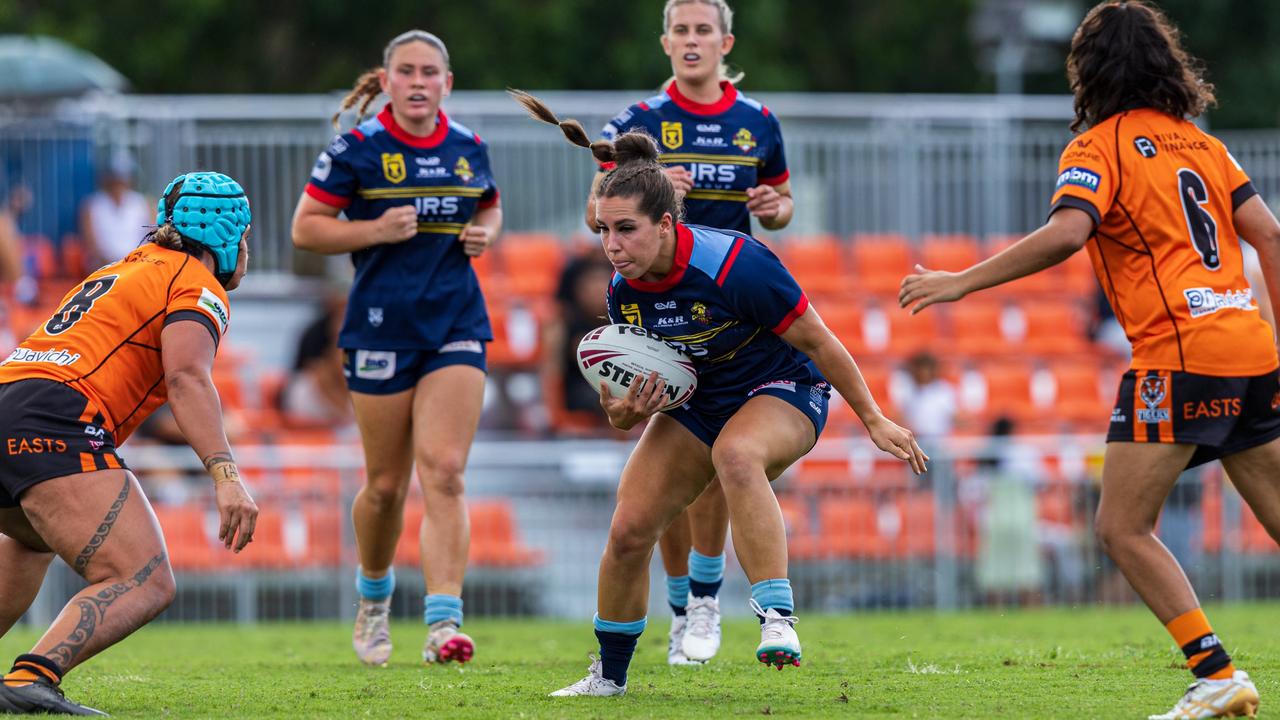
[1050,108,1277,376]
[0,243,230,444]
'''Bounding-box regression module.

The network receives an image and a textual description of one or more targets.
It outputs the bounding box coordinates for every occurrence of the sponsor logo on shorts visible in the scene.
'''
[84,425,105,440]
[748,380,797,396]
[1111,408,1127,423]
[440,340,482,354]
[1184,287,1255,318]
[1,348,82,366]
[368,308,384,327]
[1183,398,1242,420]
[1137,375,1170,424]
[1056,166,1101,193]
[198,288,229,334]
[354,350,395,380]
[5,437,68,455]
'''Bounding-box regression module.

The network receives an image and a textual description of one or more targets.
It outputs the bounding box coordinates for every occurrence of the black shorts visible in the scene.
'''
[1107,368,1280,468]
[0,379,126,508]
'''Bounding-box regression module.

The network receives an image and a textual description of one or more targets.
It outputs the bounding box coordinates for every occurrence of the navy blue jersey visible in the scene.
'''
[602,81,789,235]
[305,105,500,350]
[606,223,820,416]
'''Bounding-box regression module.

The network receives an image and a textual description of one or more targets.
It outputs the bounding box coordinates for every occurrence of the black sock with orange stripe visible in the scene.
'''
[3,654,62,687]
[1166,608,1235,680]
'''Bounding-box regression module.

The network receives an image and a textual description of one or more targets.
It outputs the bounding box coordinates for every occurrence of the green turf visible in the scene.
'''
[2,604,1277,718]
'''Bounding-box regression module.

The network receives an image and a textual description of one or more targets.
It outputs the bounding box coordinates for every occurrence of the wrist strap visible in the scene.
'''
[210,462,240,485]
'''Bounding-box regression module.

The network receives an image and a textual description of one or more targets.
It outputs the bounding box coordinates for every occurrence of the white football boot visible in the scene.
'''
[751,599,801,670]
[422,619,474,664]
[550,655,627,697]
[681,594,722,662]
[668,614,702,665]
[1148,670,1259,719]
[352,598,393,666]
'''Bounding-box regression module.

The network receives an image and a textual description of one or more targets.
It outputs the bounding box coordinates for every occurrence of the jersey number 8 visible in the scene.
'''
[45,276,118,335]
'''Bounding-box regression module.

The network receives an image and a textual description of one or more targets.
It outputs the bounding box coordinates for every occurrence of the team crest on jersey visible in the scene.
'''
[381,153,406,184]
[732,128,757,153]
[661,122,684,150]
[1137,375,1170,424]
[454,157,474,182]
[691,302,712,325]
[620,303,642,325]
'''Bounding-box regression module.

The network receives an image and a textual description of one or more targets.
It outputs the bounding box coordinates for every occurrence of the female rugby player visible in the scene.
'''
[514,90,925,696]
[292,29,501,667]
[589,0,795,665]
[901,3,1278,717]
[0,172,257,716]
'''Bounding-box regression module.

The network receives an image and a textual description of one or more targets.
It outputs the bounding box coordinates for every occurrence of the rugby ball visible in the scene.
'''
[577,324,697,411]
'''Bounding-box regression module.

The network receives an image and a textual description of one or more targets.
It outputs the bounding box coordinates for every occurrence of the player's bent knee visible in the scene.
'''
[416,455,467,495]
[606,515,661,560]
[711,441,766,490]
[360,477,410,511]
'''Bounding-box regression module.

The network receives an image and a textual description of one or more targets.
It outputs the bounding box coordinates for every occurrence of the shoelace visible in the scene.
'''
[686,599,718,638]
[749,599,799,626]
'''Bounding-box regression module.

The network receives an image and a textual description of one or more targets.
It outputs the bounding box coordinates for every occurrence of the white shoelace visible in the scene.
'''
[686,597,718,638]
[749,598,799,641]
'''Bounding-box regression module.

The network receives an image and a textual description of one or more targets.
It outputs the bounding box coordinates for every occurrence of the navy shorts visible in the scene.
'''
[0,379,126,508]
[1107,368,1280,468]
[667,379,830,448]
[342,341,487,395]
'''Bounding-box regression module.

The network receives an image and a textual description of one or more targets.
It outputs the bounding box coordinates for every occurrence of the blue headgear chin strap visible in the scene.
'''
[155,172,250,288]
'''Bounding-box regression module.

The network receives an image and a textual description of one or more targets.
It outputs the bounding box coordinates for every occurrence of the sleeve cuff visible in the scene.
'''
[772,294,810,335]
[1049,195,1101,227]
[760,169,790,186]
[305,182,351,209]
[1232,181,1259,211]
[164,310,220,349]
[478,188,501,210]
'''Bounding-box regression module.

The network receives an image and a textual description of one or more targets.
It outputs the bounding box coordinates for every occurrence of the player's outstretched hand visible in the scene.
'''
[663,166,694,200]
[600,371,667,430]
[374,205,419,245]
[746,184,782,221]
[459,224,493,257]
[215,478,259,553]
[899,264,968,315]
[864,413,929,475]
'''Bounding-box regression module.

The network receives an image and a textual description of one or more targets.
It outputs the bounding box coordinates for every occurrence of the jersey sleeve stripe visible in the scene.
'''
[759,169,790,186]
[1049,195,1101,227]
[1232,181,1259,211]
[714,237,746,286]
[478,189,501,209]
[305,182,351,209]
[772,294,810,335]
[164,310,220,349]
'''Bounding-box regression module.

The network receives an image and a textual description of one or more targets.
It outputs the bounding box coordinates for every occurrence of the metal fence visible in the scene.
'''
[14,91,1280,282]
[18,434,1280,626]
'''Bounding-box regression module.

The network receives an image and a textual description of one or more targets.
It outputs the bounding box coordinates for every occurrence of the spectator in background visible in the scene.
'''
[972,416,1044,606]
[541,247,616,435]
[891,351,957,443]
[281,292,354,431]
[79,151,152,267]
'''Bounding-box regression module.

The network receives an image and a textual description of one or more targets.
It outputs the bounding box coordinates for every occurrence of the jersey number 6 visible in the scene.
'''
[45,276,119,335]
[1177,168,1220,271]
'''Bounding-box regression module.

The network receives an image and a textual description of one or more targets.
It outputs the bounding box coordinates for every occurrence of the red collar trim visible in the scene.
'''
[377,104,449,149]
[665,80,737,116]
[625,223,693,292]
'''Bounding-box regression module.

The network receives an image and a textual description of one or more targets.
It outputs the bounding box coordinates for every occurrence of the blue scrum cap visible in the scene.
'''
[155,172,250,286]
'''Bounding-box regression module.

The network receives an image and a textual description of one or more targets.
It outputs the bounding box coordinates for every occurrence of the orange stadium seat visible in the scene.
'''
[895,492,937,558]
[1047,361,1112,431]
[949,301,1013,357]
[975,361,1036,423]
[153,505,221,571]
[468,500,545,567]
[500,233,565,298]
[817,303,867,356]
[781,235,848,296]
[1062,248,1098,296]
[884,305,939,357]
[920,234,981,272]
[1021,300,1090,356]
[849,233,914,297]
[798,495,894,560]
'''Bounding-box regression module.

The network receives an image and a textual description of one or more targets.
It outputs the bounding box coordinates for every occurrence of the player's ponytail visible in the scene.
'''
[332,70,383,130]
[508,89,682,224]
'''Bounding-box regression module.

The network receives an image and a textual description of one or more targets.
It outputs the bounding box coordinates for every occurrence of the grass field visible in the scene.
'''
[3,604,1277,718]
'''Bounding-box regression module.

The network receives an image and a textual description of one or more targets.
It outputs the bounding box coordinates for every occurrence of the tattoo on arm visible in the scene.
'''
[44,553,166,672]
[201,452,235,471]
[71,476,131,574]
